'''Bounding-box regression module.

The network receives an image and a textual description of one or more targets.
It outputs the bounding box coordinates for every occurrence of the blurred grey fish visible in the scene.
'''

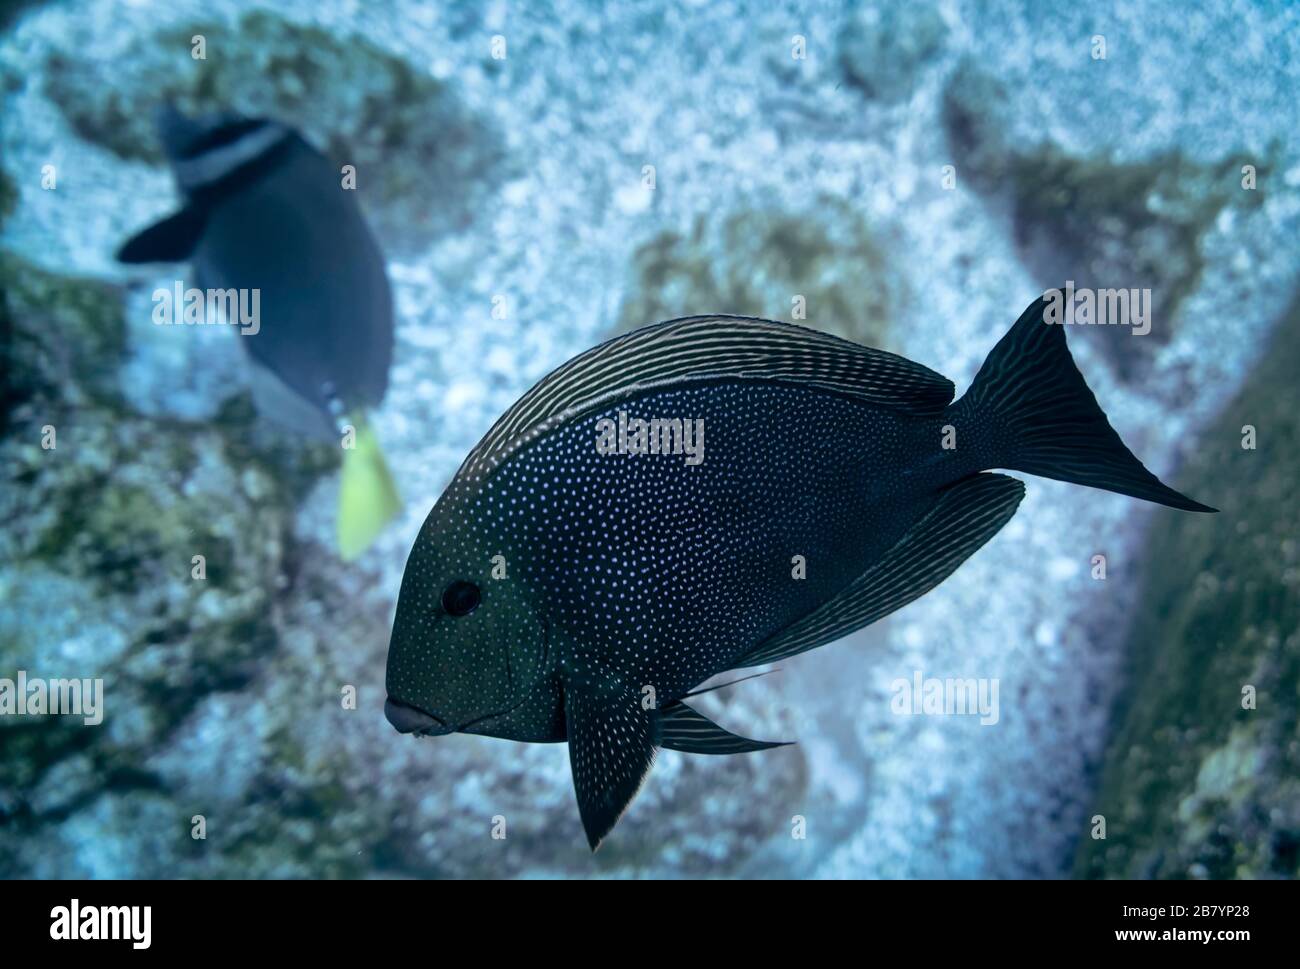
[117,106,400,558]
[117,106,392,435]
[383,297,1215,849]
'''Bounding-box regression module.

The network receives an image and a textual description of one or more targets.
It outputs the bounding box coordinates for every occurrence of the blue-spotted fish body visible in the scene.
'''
[385,297,1213,849]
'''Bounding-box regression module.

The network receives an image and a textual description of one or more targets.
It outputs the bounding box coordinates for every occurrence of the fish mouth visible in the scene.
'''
[383,695,521,737]
[384,697,454,737]
[457,696,526,733]
[386,622,547,737]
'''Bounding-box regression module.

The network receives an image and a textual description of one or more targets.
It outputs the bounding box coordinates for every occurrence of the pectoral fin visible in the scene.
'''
[116,206,208,263]
[658,699,791,754]
[564,683,657,851]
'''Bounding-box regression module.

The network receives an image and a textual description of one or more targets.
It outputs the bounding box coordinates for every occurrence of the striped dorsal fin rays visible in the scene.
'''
[456,315,956,482]
[734,472,1026,669]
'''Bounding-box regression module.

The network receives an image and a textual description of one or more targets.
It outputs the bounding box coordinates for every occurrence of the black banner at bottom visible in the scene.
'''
[0,877,1284,954]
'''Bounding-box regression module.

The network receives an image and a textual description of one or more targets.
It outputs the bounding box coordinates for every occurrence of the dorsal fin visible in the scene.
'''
[457,315,955,481]
[734,473,1025,669]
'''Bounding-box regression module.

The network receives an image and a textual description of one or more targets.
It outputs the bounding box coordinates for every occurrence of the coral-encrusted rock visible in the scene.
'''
[616,201,898,351]
[1075,293,1300,879]
[39,10,510,253]
[941,58,1267,378]
[0,253,331,875]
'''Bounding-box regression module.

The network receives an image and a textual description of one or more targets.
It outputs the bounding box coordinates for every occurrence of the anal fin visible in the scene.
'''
[736,472,1026,668]
[658,700,791,755]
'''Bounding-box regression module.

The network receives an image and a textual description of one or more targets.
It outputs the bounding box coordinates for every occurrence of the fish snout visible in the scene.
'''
[384,697,453,736]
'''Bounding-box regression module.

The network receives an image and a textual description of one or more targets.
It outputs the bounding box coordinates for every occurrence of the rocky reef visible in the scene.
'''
[0,249,332,873]
[1075,293,1300,879]
[39,9,510,252]
[942,58,1269,378]
[616,200,898,350]
[838,1,948,104]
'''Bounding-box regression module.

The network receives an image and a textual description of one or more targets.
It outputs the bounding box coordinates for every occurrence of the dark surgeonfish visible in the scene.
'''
[384,297,1214,849]
[116,106,400,559]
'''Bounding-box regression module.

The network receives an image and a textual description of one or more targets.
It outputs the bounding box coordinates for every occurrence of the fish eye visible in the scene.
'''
[441,580,481,617]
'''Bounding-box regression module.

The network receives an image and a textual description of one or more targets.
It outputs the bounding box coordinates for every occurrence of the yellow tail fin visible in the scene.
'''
[338,416,402,561]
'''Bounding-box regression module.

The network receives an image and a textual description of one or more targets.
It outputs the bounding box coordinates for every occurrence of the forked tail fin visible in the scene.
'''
[955,296,1215,513]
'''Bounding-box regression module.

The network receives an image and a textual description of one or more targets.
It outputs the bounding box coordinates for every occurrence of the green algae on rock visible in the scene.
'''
[0,253,127,414]
[39,10,509,252]
[0,253,336,873]
[1075,293,1300,879]
[615,203,898,350]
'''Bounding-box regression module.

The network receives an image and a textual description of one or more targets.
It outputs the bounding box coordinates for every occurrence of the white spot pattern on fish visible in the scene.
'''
[385,303,1214,849]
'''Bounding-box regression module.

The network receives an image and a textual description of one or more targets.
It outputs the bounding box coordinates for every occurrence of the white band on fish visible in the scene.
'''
[173,122,291,193]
